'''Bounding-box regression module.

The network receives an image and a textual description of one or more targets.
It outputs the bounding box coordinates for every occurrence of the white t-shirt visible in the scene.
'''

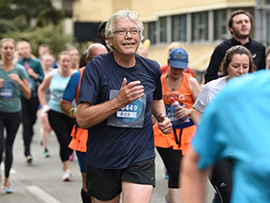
[193,76,228,113]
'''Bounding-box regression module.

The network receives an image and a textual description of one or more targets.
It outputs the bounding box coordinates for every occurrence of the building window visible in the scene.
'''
[214,9,227,40]
[192,12,208,41]
[148,22,157,44]
[160,17,167,43]
[171,14,187,42]
[267,11,270,45]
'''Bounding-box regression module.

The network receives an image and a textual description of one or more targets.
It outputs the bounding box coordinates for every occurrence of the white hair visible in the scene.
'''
[105,9,144,51]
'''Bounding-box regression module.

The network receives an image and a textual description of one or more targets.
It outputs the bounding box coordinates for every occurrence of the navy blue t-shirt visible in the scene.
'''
[78,52,162,169]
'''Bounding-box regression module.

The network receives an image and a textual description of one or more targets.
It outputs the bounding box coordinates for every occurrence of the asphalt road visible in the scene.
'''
[0,121,214,203]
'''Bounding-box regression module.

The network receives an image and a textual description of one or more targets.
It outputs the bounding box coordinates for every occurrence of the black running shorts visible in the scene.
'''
[86,157,155,201]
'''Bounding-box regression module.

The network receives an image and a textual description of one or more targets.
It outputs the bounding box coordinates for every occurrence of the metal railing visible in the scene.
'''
[189,49,213,84]
[189,50,213,71]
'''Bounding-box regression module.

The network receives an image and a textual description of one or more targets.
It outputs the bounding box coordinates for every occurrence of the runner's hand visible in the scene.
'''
[116,78,144,107]
[158,115,172,134]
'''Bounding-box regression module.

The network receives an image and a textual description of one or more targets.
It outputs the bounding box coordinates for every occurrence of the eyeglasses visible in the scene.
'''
[113,29,141,36]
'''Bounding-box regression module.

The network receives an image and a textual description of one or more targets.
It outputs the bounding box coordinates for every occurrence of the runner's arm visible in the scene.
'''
[181,148,208,203]
[38,72,53,107]
[77,78,144,128]
[191,108,202,126]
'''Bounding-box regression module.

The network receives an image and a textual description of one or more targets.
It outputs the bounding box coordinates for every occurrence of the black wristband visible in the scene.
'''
[157,113,168,122]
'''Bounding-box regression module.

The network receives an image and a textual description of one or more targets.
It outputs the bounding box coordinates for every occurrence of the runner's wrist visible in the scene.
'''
[69,107,77,118]
[187,108,192,116]
[41,105,50,117]
[157,113,168,122]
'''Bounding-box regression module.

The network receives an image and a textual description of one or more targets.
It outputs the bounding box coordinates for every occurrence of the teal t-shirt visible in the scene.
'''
[17,57,44,97]
[192,70,270,203]
[48,69,73,113]
[0,63,28,112]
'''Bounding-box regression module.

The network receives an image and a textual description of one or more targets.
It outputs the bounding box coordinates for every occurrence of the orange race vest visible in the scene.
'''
[154,72,196,154]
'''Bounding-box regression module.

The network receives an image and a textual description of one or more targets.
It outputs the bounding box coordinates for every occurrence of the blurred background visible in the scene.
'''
[1,0,269,83]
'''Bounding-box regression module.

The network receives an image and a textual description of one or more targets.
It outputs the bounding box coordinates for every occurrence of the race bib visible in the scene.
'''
[166,104,194,129]
[51,93,63,103]
[107,89,146,128]
[0,81,15,100]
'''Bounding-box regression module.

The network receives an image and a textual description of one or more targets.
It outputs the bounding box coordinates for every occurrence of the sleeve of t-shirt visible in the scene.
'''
[193,84,212,113]
[78,60,100,105]
[17,64,29,80]
[62,70,80,102]
[152,61,162,100]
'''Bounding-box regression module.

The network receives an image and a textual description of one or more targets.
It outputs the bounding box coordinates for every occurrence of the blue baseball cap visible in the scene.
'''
[168,48,188,69]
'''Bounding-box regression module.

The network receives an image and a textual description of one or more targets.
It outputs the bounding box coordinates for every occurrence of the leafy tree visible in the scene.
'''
[0,0,74,56]
[0,0,61,25]
[0,24,73,57]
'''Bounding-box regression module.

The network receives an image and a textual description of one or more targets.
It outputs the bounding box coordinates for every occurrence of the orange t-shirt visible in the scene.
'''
[154,72,196,154]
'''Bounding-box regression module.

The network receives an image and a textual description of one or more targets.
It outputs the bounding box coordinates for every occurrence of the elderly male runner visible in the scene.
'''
[77,9,172,203]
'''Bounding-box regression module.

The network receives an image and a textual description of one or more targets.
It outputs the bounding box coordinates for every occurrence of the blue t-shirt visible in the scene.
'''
[192,70,270,203]
[78,52,162,169]
[0,63,28,112]
[62,70,80,102]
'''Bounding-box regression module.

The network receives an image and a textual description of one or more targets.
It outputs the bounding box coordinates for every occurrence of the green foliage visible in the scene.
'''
[0,16,29,33]
[0,0,60,23]
[0,0,75,56]
[0,24,74,57]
